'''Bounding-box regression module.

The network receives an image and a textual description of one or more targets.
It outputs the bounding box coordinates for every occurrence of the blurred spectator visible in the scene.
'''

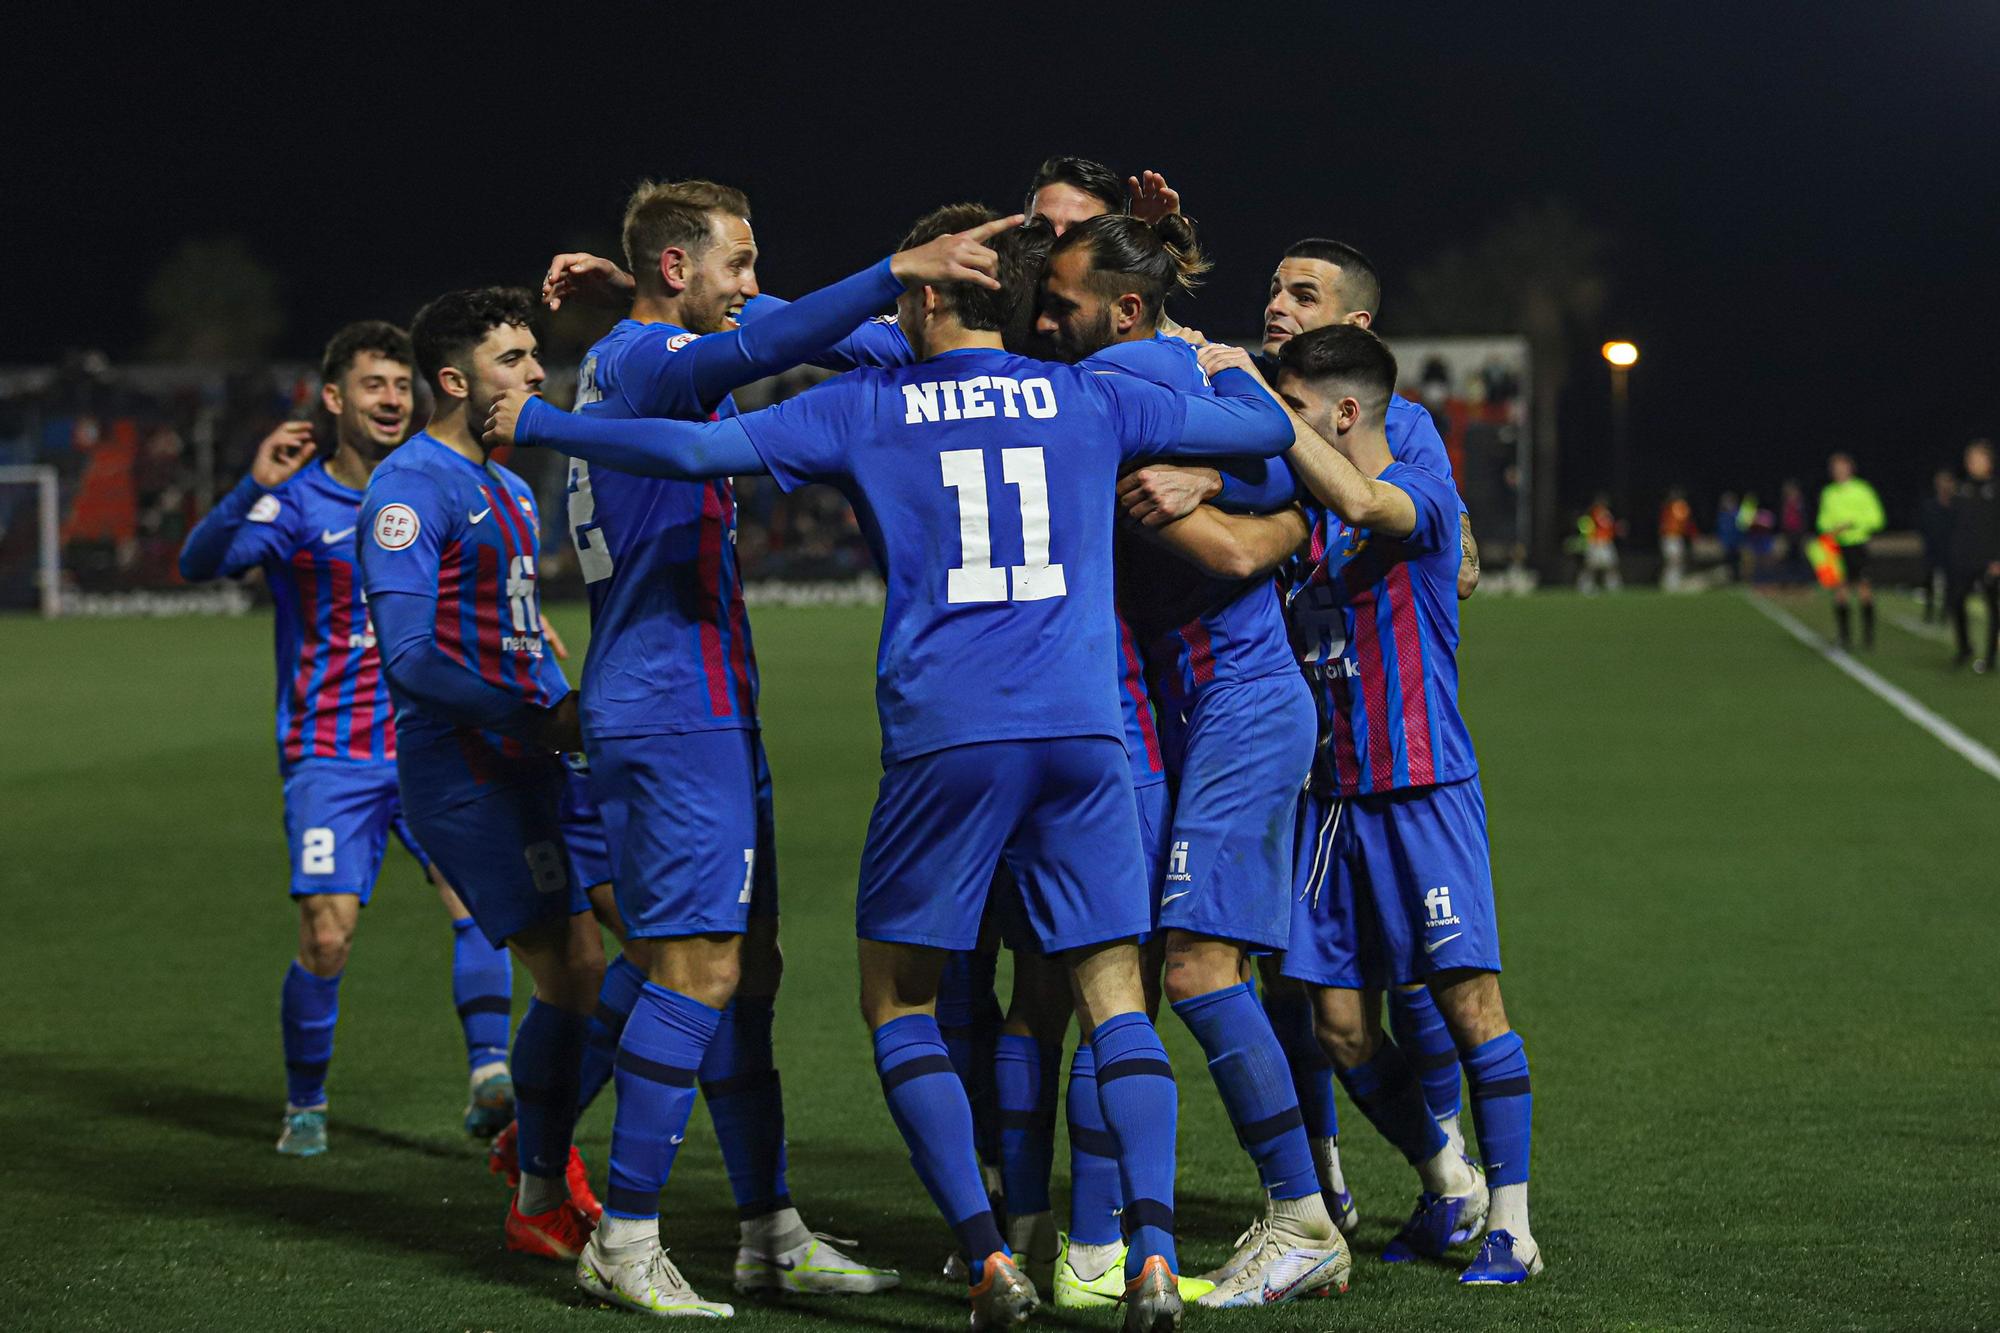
[1658,488,1695,591]
[1778,479,1809,584]
[1919,467,1955,623]
[1948,440,1999,671]
[1716,491,1743,581]
[1744,494,1778,583]
[1577,494,1622,594]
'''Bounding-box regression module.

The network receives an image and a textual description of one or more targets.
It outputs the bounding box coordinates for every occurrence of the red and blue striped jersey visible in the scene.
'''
[177,462,396,767]
[1284,461,1477,797]
[567,320,760,741]
[1089,335,1296,776]
[355,434,568,764]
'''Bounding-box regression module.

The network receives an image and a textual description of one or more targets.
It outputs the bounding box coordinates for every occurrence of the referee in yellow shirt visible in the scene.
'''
[1818,451,1887,648]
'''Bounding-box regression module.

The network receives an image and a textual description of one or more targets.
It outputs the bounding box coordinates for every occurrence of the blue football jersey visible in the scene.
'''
[567,320,759,741]
[732,347,1228,765]
[1090,335,1297,768]
[356,434,569,780]
[1386,395,1454,481]
[1283,461,1477,797]
[179,462,398,766]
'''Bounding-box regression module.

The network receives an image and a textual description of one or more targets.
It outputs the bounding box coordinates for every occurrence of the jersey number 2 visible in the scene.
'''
[940,448,1067,604]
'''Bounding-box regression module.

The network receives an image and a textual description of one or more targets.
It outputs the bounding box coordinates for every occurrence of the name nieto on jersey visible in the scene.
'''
[901,375,1059,425]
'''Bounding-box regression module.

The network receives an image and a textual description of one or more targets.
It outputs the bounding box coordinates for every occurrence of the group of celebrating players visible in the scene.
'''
[180,156,1538,1330]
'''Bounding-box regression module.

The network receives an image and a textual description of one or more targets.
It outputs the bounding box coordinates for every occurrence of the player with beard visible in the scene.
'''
[178,321,520,1155]
[1037,215,1352,1307]
[1138,325,1540,1284]
[357,287,607,1264]
[1119,237,1482,1199]
[533,180,1013,1316]
[490,200,1299,1333]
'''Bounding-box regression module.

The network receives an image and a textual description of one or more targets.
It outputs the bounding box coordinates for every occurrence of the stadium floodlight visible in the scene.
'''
[0,464,61,617]
[1601,340,1639,367]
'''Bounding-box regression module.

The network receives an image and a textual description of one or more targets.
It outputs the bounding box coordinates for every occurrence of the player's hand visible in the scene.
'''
[540,613,569,661]
[1127,170,1182,225]
[251,421,317,490]
[542,252,635,311]
[1197,341,1264,383]
[1118,465,1223,528]
[526,694,583,753]
[890,214,1024,292]
[1172,324,1209,347]
[483,390,537,447]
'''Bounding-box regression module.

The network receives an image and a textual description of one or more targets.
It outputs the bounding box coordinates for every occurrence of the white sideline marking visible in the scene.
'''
[1744,593,2000,784]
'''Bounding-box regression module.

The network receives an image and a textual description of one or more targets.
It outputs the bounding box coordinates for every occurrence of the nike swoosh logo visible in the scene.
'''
[1424,932,1463,954]
[321,527,356,544]
[469,508,491,523]
[1160,891,1192,906]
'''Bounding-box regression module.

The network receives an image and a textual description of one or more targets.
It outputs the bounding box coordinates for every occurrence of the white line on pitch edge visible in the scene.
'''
[1743,593,2000,784]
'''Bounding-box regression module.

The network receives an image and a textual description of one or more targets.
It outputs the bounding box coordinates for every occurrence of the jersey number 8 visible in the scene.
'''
[940,447,1067,604]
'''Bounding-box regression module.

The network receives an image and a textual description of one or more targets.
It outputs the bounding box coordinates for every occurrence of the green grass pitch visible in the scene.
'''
[5,590,1997,1331]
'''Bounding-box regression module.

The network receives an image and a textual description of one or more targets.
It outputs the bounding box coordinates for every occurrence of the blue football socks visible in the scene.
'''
[578,954,645,1113]
[450,917,513,1075]
[510,998,589,1187]
[873,1014,1006,1277]
[699,995,791,1220]
[1064,1043,1123,1246]
[1089,1012,1180,1281]
[1265,978,1340,1142]
[1171,982,1318,1202]
[1334,1033,1449,1167]
[1463,1030,1532,1188]
[994,1034,1060,1217]
[605,984,721,1221]
[1388,985,1464,1128]
[281,962,339,1108]
[937,950,1003,1175]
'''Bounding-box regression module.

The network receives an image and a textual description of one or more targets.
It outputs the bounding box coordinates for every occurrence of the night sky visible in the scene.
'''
[11,4,1998,522]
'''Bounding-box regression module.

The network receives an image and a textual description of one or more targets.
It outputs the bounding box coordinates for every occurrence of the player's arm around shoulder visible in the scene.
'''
[1142,503,1310,582]
[1285,421,1419,539]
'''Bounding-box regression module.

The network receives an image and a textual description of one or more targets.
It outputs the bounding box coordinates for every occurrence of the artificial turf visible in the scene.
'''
[4,591,1996,1331]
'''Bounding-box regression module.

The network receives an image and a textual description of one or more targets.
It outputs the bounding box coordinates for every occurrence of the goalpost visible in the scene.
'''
[0,464,62,617]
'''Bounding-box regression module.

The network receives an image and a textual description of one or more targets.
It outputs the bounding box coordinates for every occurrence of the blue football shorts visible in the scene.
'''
[858,737,1151,955]
[1283,775,1502,989]
[559,758,614,892]
[993,774,1172,954]
[590,729,777,941]
[1156,672,1316,951]
[398,751,587,948]
[281,758,430,900]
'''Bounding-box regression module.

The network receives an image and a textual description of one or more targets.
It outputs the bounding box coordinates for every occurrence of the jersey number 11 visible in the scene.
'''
[940,447,1067,604]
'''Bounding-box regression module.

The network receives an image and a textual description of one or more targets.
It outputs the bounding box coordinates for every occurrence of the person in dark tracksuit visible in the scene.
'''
[1948,440,2000,671]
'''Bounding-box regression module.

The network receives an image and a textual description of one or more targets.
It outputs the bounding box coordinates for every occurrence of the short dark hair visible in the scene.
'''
[320,320,412,385]
[1051,213,1210,326]
[622,178,752,282]
[410,287,539,390]
[1276,324,1399,416]
[898,203,1033,334]
[1024,156,1125,217]
[1282,238,1382,320]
